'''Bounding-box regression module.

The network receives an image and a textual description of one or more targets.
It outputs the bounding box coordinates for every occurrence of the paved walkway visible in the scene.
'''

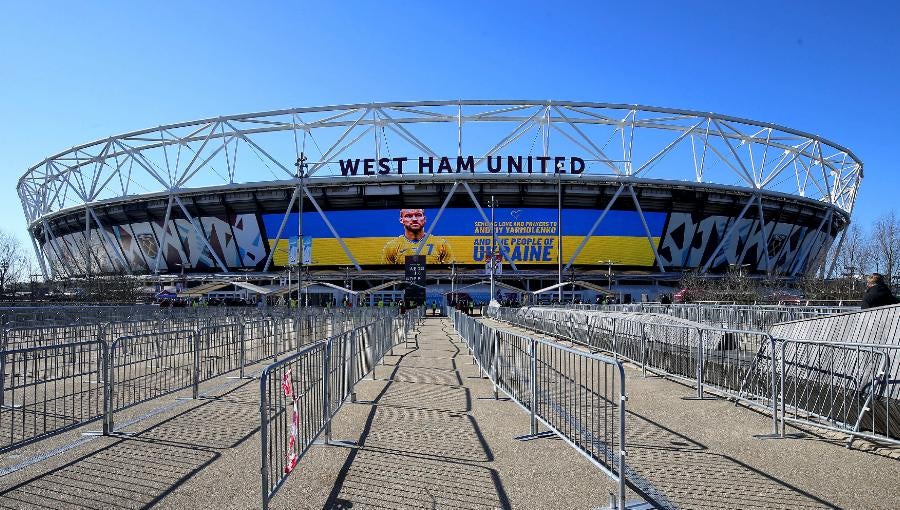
[485,317,900,510]
[0,318,625,509]
[1,316,898,509]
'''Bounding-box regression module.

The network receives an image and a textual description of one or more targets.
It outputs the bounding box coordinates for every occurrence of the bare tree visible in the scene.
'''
[833,224,871,278]
[870,211,900,285]
[0,230,24,299]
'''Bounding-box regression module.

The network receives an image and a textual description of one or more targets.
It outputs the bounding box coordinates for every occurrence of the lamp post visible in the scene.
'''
[557,162,564,302]
[487,195,499,303]
[295,153,308,309]
[599,259,616,303]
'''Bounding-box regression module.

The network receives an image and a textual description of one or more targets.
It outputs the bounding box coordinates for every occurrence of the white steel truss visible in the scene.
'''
[17,100,863,279]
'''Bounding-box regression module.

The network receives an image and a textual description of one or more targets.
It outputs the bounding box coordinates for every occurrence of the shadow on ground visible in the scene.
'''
[0,382,260,510]
[323,324,511,510]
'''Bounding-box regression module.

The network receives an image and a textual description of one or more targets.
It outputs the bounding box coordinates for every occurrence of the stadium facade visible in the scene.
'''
[18,101,863,302]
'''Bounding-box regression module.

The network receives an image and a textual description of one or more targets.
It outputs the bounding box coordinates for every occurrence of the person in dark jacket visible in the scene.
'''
[861,273,899,309]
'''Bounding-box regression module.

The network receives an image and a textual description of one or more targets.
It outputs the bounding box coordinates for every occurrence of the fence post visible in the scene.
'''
[780,340,787,438]
[696,329,704,399]
[323,338,332,445]
[612,318,618,360]
[769,336,778,435]
[294,316,301,353]
[640,322,647,378]
[473,322,480,365]
[259,370,270,510]
[349,329,358,403]
[239,324,247,380]
[617,363,627,510]
[104,341,113,435]
[192,330,201,399]
[0,348,6,411]
[530,337,538,436]
[493,331,500,400]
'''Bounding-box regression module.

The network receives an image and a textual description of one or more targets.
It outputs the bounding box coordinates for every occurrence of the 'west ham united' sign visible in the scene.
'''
[339,155,585,176]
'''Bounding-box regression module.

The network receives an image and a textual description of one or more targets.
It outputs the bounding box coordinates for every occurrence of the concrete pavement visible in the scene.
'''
[1,316,898,509]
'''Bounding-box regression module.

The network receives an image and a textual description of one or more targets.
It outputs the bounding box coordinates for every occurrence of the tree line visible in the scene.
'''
[828,211,900,285]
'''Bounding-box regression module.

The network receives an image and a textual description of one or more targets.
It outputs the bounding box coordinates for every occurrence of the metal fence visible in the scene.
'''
[563,303,857,332]
[497,306,769,401]
[1,340,108,453]
[259,308,423,509]
[741,339,900,446]
[1,307,401,454]
[493,306,900,447]
[452,311,627,509]
[108,330,195,430]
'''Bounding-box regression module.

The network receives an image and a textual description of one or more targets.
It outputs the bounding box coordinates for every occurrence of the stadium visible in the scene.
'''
[17,100,863,305]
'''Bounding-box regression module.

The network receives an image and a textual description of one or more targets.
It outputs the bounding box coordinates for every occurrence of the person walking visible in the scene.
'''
[861,273,899,309]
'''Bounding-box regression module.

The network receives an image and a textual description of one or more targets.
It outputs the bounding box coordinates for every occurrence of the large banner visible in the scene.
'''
[263,208,665,267]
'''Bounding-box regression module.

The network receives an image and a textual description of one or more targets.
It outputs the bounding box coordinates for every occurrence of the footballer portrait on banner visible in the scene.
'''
[382,209,454,264]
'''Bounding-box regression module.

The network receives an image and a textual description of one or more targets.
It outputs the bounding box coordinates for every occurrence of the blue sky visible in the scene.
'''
[1,1,897,260]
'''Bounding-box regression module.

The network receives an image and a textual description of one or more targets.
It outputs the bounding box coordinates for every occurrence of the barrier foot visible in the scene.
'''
[751,433,784,439]
[83,430,135,438]
[313,439,359,448]
[226,375,255,380]
[514,430,555,442]
[680,396,717,401]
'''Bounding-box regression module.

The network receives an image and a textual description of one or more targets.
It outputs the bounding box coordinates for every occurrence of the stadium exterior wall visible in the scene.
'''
[31,174,846,279]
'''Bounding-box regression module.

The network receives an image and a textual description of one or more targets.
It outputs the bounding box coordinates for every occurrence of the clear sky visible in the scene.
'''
[1,1,897,261]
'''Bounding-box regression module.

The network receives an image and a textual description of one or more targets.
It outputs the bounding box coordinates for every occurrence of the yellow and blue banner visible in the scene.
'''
[263,208,665,267]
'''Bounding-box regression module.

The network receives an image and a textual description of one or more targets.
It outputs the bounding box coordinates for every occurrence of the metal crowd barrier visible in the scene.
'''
[1,307,402,454]
[495,306,900,447]
[562,303,857,333]
[452,311,627,510]
[259,307,423,509]
[740,339,900,446]
[1,340,108,453]
[497,307,769,401]
[2,323,102,351]
[107,330,194,431]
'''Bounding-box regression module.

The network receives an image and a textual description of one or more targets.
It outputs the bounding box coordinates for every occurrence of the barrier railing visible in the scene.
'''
[452,311,627,510]
[0,307,402,454]
[1,340,108,453]
[259,307,422,509]
[2,323,102,351]
[741,339,900,446]
[107,330,194,431]
[496,306,900,447]
[560,303,856,332]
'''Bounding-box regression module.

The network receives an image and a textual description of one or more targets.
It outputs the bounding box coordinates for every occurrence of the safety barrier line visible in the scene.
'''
[452,311,627,510]
[1,308,398,454]
[493,306,900,448]
[258,307,423,509]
